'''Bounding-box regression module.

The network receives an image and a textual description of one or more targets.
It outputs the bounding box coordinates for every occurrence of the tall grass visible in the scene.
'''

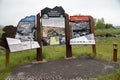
[43,45,66,60]
[95,28,120,37]
[96,37,120,61]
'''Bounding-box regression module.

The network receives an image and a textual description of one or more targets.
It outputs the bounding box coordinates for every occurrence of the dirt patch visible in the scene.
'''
[6,57,119,80]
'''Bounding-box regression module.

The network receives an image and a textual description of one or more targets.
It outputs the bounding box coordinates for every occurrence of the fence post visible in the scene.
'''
[113,42,118,62]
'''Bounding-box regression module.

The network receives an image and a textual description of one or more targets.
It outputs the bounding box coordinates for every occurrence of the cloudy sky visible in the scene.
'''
[0,0,120,26]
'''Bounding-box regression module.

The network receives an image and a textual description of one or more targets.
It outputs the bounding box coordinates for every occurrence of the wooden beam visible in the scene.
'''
[65,13,72,58]
[36,13,43,61]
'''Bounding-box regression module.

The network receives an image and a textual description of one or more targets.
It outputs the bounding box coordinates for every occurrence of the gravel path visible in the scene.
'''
[6,57,119,80]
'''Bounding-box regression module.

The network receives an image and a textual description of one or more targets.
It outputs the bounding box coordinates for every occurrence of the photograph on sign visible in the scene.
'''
[16,16,36,41]
[70,21,90,38]
[70,16,95,45]
[6,16,40,52]
[42,18,65,46]
[41,6,66,46]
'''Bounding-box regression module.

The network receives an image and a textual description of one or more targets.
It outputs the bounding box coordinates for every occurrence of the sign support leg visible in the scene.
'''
[65,14,72,58]
[36,13,43,61]
[6,49,10,66]
[92,44,96,57]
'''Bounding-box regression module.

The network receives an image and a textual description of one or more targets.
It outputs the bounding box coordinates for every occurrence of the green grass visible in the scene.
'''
[95,68,120,80]
[43,45,66,60]
[95,28,120,37]
[0,49,37,80]
[96,37,120,61]
[0,37,120,79]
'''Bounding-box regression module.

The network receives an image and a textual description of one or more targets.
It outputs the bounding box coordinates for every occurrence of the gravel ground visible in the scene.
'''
[6,57,119,80]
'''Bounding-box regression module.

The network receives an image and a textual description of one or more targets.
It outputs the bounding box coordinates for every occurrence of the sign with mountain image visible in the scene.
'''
[70,16,95,45]
[6,16,40,52]
[41,6,66,46]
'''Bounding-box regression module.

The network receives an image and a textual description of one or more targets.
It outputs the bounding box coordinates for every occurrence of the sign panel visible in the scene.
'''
[41,6,65,17]
[6,37,39,52]
[6,16,40,52]
[41,6,66,46]
[70,16,95,45]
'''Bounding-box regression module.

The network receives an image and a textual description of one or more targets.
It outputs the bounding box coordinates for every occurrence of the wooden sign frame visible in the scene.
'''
[69,16,96,56]
[36,13,72,60]
[36,13,43,61]
[89,16,96,56]
[65,14,72,57]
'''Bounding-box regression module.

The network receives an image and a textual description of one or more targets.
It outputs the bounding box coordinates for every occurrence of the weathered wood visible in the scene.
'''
[6,49,10,66]
[113,42,118,62]
[0,25,17,48]
[0,25,16,66]
[36,13,43,61]
[89,16,97,56]
[65,14,72,58]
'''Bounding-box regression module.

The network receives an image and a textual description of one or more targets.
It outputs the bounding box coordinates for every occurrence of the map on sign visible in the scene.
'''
[70,16,95,45]
[41,6,66,46]
[6,16,40,52]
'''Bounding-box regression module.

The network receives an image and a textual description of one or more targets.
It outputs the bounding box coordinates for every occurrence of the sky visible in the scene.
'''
[0,0,120,26]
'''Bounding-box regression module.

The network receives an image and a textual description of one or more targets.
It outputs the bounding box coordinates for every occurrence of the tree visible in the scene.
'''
[105,23,114,29]
[93,18,97,27]
[95,18,106,29]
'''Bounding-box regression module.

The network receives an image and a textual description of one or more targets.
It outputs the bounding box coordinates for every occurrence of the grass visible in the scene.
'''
[94,68,120,80]
[0,37,120,80]
[95,28,120,37]
[43,45,66,60]
[0,27,120,79]
[96,37,120,61]
[0,49,37,80]
[0,28,4,40]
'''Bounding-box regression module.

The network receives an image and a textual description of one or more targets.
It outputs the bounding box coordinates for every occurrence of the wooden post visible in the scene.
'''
[65,14,72,58]
[6,49,10,66]
[113,42,118,62]
[36,13,43,61]
[92,45,96,56]
[89,16,96,56]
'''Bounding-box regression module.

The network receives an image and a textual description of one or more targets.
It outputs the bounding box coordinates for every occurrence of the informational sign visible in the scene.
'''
[41,6,65,17]
[6,37,40,52]
[41,6,66,46]
[6,16,40,52]
[70,16,95,45]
